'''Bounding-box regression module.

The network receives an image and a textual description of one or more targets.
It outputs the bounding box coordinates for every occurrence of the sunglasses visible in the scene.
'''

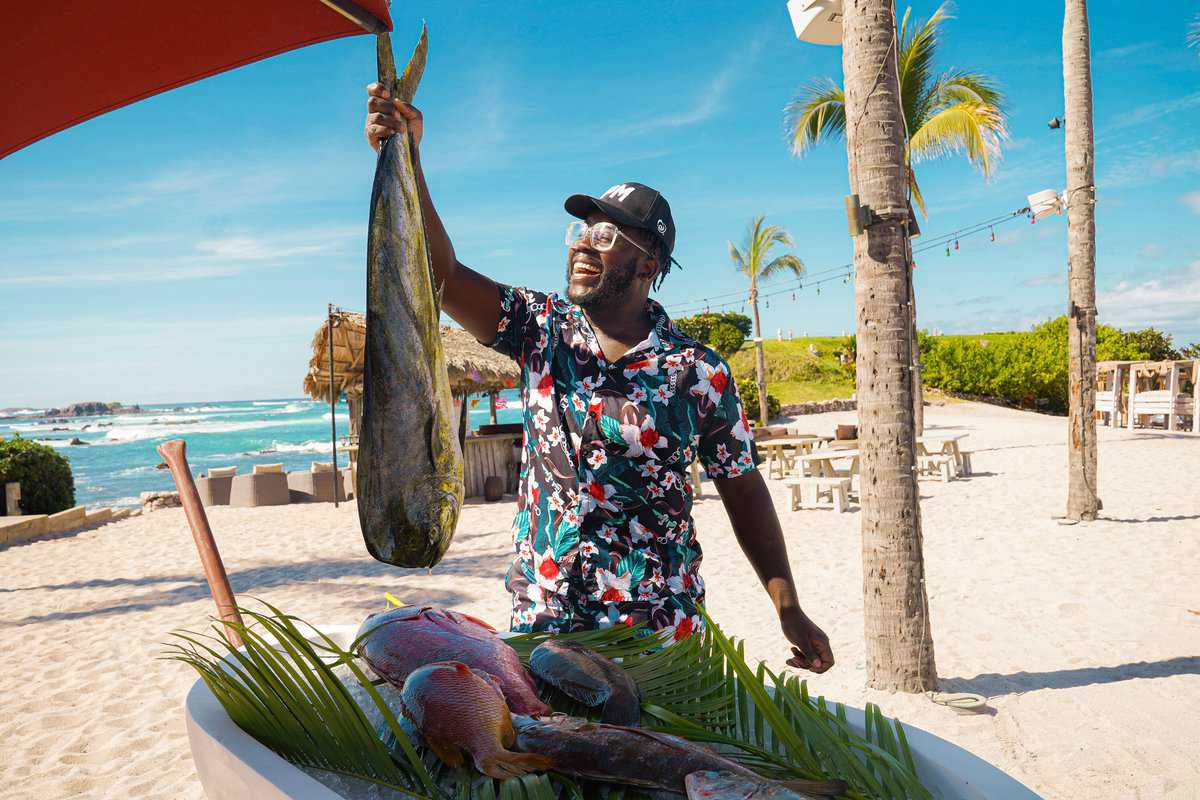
[565,221,654,258]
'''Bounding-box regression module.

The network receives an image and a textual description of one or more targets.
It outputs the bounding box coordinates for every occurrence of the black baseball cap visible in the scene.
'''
[565,182,681,275]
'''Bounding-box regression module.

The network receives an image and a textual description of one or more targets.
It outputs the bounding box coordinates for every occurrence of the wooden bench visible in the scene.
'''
[784,476,852,513]
[917,453,956,482]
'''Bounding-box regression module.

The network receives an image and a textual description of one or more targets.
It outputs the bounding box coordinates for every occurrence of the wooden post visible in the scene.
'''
[328,304,339,509]
[1193,360,1199,434]
[156,439,244,648]
[1167,363,1179,432]
[489,391,498,425]
[4,482,20,516]
[1127,365,1138,431]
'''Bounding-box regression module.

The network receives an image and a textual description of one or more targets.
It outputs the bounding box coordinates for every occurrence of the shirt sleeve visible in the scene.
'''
[488,284,550,360]
[696,360,762,480]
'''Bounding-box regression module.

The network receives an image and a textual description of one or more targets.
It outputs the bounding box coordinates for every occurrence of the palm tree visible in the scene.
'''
[1063,0,1099,521]
[786,3,1007,215]
[840,1,937,692]
[727,217,804,426]
[785,3,1008,435]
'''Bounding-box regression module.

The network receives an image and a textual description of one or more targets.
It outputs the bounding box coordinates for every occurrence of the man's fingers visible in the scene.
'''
[367,112,405,132]
[394,101,422,121]
[368,97,400,115]
[367,82,390,98]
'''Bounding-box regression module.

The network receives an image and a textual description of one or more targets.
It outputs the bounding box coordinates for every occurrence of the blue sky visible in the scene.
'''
[3,1,1199,407]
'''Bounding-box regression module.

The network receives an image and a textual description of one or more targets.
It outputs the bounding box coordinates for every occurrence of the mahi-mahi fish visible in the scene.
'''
[360,27,464,568]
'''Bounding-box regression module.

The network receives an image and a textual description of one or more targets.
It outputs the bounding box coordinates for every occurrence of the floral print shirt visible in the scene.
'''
[489,286,760,640]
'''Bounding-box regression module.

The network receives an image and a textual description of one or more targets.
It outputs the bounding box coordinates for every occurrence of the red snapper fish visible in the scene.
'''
[356,606,551,716]
[401,661,552,779]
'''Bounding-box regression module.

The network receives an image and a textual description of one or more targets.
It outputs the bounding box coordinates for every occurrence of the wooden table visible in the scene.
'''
[760,436,827,479]
[793,448,860,479]
[787,449,860,512]
[916,434,970,478]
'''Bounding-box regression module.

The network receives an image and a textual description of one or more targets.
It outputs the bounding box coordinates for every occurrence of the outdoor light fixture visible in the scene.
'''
[1047,116,1064,130]
[1027,188,1065,221]
[786,0,843,44]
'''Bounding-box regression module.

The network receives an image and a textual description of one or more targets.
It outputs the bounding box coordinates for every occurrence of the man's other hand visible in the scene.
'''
[781,608,835,674]
[365,83,422,152]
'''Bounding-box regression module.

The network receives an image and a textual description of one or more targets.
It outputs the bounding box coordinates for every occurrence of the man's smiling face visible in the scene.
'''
[565,212,653,309]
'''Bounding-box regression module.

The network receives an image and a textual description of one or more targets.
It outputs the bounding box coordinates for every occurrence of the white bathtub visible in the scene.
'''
[184,624,1040,800]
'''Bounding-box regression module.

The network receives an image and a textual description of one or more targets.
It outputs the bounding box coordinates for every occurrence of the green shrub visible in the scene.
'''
[708,322,746,358]
[921,316,1149,411]
[675,312,752,345]
[736,378,781,420]
[0,436,75,514]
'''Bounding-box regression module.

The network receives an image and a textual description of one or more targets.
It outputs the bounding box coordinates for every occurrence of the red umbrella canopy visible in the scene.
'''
[0,0,392,159]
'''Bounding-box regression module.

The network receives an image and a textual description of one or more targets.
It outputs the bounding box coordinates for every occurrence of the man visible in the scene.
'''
[365,86,834,673]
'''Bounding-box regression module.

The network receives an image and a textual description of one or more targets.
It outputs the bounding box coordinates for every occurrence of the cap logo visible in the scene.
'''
[656,219,667,234]
[601,184,636,203]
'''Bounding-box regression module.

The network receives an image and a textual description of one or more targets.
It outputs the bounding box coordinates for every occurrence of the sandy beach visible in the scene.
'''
[1,400,1197,799]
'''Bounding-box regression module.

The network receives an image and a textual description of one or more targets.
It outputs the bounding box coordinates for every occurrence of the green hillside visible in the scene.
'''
[727,338,855,404]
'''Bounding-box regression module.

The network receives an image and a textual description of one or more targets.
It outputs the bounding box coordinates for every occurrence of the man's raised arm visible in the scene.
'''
[366,83,503,345]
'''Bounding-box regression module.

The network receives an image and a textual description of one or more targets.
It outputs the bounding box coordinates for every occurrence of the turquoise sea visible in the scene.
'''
[0,393,523,509]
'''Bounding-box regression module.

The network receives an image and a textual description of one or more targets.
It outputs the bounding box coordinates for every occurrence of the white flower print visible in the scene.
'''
[669,608,701,641]
[731,406,754,444]
[577,374,604,393]
[579,471,619,514]
[639,460,662,478]
[629,518,653,544]
[533,548,563,590]
[546,427,564,447]
[652,384,674,404]
[548,492,565,513]
[598,524,618,543]
[715,442,730,462]
[647,484,664,499]
[586,449,607,469]
[667,567,697,595]
[593,569,633,603]
[622,355,658,379]
[580,540,599,559]
[691,360,731,405]
[563,507,582,528]
[532,408,550,431]
[527,362,555,411]
[620,415,667,459]
[626,385,648,404]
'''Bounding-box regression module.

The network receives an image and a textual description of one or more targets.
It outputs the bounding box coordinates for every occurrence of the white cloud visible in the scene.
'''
[1182,191,1200,214]
[618,33,767,135]
[1098,260,1200,342]
[1107,91,1200,131]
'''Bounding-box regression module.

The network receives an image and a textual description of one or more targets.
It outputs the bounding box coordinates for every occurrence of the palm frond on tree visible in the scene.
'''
[170,602,930,800]
[784,2,1007,216]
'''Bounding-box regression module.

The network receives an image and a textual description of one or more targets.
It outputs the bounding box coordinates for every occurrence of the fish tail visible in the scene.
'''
[476,750,553,780]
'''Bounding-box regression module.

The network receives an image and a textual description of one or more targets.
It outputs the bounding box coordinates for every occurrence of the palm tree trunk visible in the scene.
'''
[908,260,925,436]
[842,0,937,691]
[1064,0,1100,521]
[749,282,770,426]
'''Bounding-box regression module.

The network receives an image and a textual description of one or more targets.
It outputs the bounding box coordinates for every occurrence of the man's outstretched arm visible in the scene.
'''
[713,469,834,673]
[366,84,502,344]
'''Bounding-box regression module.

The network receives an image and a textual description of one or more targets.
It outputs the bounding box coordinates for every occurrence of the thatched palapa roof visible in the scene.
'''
[303,312,520,401]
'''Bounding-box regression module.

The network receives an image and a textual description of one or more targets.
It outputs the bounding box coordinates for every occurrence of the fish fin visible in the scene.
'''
[498,705,516,748]
[425,736,464,768]
[476,750,553,780]
[598,692,642,726]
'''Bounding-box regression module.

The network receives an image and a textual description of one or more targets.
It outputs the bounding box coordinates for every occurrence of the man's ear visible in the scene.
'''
[639,256,660,284]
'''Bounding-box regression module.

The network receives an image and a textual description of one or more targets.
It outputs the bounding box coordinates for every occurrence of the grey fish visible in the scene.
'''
[685,771,837,800]
[510,715,845,799]
[528,639,641,725]
[359,27,464,568]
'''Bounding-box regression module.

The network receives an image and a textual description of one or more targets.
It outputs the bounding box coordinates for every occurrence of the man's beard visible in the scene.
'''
[566,257,637,309]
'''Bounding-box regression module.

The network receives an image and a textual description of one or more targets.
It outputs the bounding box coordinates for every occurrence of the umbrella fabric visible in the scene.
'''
[0,1,392,159]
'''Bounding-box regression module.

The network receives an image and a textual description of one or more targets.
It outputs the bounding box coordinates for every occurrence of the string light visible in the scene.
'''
[989,226,996,242]
[954,238,960,250]
[945,245,950,256]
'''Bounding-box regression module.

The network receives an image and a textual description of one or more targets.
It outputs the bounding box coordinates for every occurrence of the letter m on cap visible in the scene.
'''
[602,184,636,203]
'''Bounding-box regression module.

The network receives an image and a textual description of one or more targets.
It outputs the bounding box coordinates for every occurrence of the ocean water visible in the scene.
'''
[0,393,522,509]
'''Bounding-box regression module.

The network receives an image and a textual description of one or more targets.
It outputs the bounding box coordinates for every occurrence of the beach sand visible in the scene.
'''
[1,400,1197,799]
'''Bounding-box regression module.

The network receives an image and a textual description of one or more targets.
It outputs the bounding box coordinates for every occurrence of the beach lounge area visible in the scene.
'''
[2,400,1197,799]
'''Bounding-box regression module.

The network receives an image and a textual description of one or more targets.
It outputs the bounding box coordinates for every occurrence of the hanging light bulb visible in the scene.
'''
[954,238,960,250]
[766,298,770,309]
[990,226,996,242]
[844,273,850,284]
[791,291,796,301]
[945,245,950,256]
[816,286,821,296]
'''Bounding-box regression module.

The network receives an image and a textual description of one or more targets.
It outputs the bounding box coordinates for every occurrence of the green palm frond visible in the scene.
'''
[761,254,805,281]
[171,603,930,800]
[784,79,846,157]
[898,3,952,135]
[908,102,1005,176]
